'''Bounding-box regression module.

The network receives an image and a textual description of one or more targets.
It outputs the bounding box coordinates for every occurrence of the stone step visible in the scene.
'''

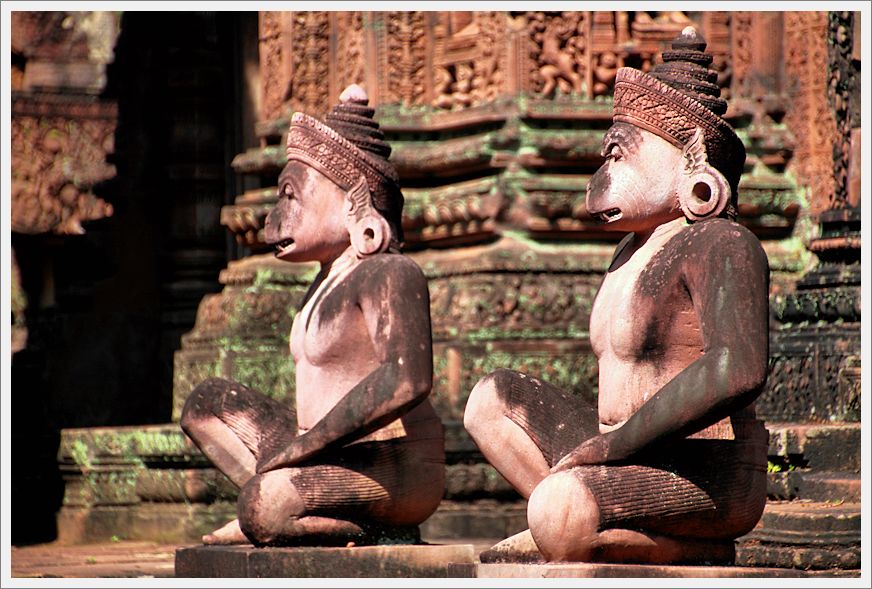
[736,500,860,570]
[450,562,857,578]
[767,470,860,502]
[755,500,860,536]
[796,471,861,503]
[766,422,860,472]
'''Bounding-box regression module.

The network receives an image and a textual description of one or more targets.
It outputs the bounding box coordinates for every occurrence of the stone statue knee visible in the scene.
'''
[463,368,516,438]
[237,470,306,546]
[180,377,233,434]
[527,471,600,562]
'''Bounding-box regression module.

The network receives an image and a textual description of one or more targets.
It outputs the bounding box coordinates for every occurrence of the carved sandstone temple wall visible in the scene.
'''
[17,12,859,563]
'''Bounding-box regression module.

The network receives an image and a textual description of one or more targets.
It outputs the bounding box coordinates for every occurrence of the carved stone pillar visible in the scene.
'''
[761,11,860,424]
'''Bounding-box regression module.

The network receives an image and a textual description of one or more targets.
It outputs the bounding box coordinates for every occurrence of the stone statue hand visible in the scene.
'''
[550,432,626,473]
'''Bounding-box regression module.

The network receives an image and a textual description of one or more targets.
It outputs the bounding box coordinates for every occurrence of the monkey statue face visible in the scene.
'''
[264,161,350,264]
[586,122,733,233]
[585,122,686,234]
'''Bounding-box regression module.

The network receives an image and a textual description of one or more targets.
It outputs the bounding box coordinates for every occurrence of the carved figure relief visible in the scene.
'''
[384,12,427,107]
[258,12,292,122]
[783,11,836,214]
[254,11,734,114]
[527,12,587,98]
[290,12,331,115]
[592,51,618,96]
[472,12,506,104]
[828,11,859,208]
[335,12,366,93]
[730,12,754,99]
[431,12,506,110]
[11,110,115,235]
[702,12,732,100]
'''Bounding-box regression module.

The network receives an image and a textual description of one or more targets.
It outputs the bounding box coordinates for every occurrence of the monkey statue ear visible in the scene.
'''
[345,175,391,257]
[679,128,731,222]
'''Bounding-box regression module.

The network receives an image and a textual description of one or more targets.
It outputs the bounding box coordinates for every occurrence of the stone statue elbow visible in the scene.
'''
[395,374,432,408]
[711,346,767,405]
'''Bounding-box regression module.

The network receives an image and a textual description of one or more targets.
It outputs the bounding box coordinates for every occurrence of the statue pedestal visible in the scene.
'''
[449,562,847,579]
[175,543,475,578]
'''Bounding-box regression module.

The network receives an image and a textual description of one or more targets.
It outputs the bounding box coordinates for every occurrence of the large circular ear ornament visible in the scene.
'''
[349,214,391,257]
[679,168,731,222]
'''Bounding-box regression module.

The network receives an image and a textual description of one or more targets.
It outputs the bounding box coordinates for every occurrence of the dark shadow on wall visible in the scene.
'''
[10,11,248,544]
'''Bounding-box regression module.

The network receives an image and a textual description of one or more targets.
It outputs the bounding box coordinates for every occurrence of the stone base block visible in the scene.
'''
[175,543,476,578]
[449,562,858,578]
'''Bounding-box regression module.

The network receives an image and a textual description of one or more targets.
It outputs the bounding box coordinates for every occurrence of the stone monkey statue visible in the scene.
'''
[465,27,769,564]
[181,85,445,547]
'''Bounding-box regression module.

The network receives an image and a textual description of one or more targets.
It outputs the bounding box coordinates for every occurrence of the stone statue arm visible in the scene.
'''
[257,258,433,473]
[553,225,770,471]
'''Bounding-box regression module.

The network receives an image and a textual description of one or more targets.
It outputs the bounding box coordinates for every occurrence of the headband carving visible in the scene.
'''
[612,26,745,199]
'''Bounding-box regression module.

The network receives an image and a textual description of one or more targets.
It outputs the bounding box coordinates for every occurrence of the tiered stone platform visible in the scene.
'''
[174,544,858,579]
[449,562,856,578]
[175,544,475,578]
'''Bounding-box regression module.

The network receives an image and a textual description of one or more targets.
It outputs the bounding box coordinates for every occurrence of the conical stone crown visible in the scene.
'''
[324,84,393,160]
[649,26,727,116]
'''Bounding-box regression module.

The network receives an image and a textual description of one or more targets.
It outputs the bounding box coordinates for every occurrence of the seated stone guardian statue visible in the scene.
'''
[181,85,445,546]
[464,27,770,564]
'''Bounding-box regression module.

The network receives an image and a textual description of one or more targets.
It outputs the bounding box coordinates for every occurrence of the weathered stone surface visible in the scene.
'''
[759,326,861,423]
[767,423,860,472]
[11,11,120,235]
[58,425,208,510]
[11,96,117,235]
[791,472,860,503]
[56,502,237,546]
[737,544,860,571]
[175,544,476,578]
[736,501,860,570]
[765,423,860,503]
[420,500,527,541]
[450,562,851,578]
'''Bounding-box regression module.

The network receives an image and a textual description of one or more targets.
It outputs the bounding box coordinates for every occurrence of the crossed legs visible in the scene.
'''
[465,369,766,563]
[181,377,444,546]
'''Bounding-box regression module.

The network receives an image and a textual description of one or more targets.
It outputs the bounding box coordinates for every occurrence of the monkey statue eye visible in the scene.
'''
[280,183,293,198]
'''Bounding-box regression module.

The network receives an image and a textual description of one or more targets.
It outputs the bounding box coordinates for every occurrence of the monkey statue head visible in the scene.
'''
[265,84,404,264]
[585,26,745,234]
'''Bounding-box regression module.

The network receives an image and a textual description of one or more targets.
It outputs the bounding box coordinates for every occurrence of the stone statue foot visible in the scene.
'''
[268,516,368,546]
[479,529,543,563]
[252,517,421,548]
[202,518,247,545]
[587,529,736,565]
